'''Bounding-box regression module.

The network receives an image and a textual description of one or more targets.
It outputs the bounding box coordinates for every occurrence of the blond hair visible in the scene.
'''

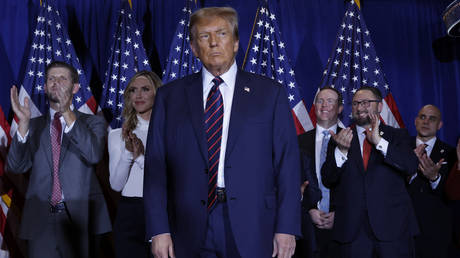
[122,70,162,140]
[189,7,239,42]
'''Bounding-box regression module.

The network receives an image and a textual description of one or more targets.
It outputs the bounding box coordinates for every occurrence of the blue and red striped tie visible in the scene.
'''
[205,77,224,211]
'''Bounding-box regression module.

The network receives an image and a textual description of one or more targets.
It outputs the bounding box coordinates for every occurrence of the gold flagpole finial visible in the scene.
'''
[354,0,361,9]
[128,0,132,9]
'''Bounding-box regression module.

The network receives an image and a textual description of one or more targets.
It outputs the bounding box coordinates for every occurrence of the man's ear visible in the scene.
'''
[72,83,80,94]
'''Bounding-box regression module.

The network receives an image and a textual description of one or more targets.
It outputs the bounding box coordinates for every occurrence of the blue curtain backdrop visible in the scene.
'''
[0,0,459,145]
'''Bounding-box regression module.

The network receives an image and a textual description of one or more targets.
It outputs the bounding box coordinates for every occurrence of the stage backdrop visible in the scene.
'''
[0,0,459,144]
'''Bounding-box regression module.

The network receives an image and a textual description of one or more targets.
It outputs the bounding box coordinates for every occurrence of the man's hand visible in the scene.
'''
[322,211,335,229]
[272,233,295,258]
[309,209,325,227]
[10,85,31,137]
[413,144,426,160]
[309,209,334,229]
[151,233,175,258]
[418,153,442,181]
[54,84,76,125]
[365,113,382,145]
[330,128,353,155]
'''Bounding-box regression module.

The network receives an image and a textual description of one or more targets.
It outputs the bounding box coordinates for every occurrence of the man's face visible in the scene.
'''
[44,67,78,104]
[415,105,442,139]
[351,89,382,126]
[314,89,343,126]
[190,17,239,76]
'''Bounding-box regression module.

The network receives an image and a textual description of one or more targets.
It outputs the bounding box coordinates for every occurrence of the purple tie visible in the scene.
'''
[50,112,63,206]
[205,77,224,211]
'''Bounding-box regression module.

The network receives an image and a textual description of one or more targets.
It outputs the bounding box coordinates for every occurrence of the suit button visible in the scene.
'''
[200,200,206,206]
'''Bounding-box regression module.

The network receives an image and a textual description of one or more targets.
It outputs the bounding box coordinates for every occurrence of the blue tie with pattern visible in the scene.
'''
[318,130,330,212]
[205,77,224,211]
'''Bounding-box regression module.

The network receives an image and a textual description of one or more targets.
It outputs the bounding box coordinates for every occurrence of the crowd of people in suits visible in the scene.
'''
[5,5,460,258]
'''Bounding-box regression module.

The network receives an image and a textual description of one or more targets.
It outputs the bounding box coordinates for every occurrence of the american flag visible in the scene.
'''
[11,0,97,137]
[315,0,404,128]
[242,2,314,134]
[100,1,151,129]
[0,105,11,258]
[162,0,201,84]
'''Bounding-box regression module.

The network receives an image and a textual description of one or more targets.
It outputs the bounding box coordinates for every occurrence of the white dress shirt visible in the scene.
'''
[108,115,148,197]
[202,62,237,188]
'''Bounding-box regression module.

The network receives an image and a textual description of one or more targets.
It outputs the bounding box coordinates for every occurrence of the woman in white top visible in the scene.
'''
[108,70,161,258]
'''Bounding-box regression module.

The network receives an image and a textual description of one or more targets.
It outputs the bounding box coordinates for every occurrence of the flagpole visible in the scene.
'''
[354,0,361,9]
[241,6,260,69]
[128,0,132,9]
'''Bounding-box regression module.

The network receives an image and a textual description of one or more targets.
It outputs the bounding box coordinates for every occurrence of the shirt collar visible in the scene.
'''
[50,105,74,119]
[136,114,150,130]
[316,124,337,137]
[202,61,237,91]
[416,136,437,149]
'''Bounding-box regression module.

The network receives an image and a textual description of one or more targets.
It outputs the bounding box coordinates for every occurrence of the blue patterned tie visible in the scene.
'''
[205,77,224,211]
[318,130,330,212]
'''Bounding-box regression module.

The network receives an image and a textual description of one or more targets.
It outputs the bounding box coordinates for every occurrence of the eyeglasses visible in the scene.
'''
[315,98,338,106]
[352,99,380,107]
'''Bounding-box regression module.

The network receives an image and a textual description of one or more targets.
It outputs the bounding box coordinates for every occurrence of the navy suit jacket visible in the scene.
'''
[144,70,301,257]
[321,124,419,243]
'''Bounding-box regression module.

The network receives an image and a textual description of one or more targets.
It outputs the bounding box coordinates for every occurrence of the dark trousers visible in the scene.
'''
[28,205,85,258]
[339,210,414,258]
[113,196,151,258]
[200,203,240,258]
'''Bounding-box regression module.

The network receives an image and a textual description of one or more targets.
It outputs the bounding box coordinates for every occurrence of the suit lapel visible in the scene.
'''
[59,111,80,165]
[225,70,252,159]
[185,73,208,163]
[39,114,54,173]
[430,139,444,163]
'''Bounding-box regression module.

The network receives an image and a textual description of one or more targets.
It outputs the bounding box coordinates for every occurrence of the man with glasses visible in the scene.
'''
[321,86,419,258]
[408,105,456,258]
[296,86,342,258]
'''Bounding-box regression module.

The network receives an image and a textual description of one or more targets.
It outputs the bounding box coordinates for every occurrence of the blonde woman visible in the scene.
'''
[108,70,161,258]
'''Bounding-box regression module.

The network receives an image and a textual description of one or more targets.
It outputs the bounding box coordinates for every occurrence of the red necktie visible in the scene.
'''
[363,133,371,171]
[50,112,63,205]
[205,77,224,212]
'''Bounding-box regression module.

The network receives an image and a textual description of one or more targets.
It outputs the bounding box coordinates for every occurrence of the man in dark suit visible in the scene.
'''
[296,86,342,258]
[7,61,111,258]
[408,104,456,258]
[144,7,301,258]
[321,86,419,258]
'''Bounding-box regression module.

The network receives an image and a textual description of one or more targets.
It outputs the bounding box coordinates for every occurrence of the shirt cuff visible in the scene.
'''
[16,130,29,143]
[408,173,417,184]
[430,174,441,189]
[64,120,76,133]
[335,147,347,167]
[375,138,389,157]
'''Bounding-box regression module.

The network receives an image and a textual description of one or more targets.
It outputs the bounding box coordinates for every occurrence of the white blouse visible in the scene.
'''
[108,115,149,197]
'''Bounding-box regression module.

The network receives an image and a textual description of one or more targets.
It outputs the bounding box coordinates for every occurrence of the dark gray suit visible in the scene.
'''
[7,111,111,257]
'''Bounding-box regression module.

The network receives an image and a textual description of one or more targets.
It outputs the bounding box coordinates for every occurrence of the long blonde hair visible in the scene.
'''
[122,70,162,140]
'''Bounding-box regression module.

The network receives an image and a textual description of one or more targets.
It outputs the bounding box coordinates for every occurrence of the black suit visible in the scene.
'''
[408,137,456,258]
[322,124,419,257]
[295,128,338,258]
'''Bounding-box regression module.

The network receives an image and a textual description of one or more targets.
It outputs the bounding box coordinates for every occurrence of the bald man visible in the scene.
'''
[408,104,456,258]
